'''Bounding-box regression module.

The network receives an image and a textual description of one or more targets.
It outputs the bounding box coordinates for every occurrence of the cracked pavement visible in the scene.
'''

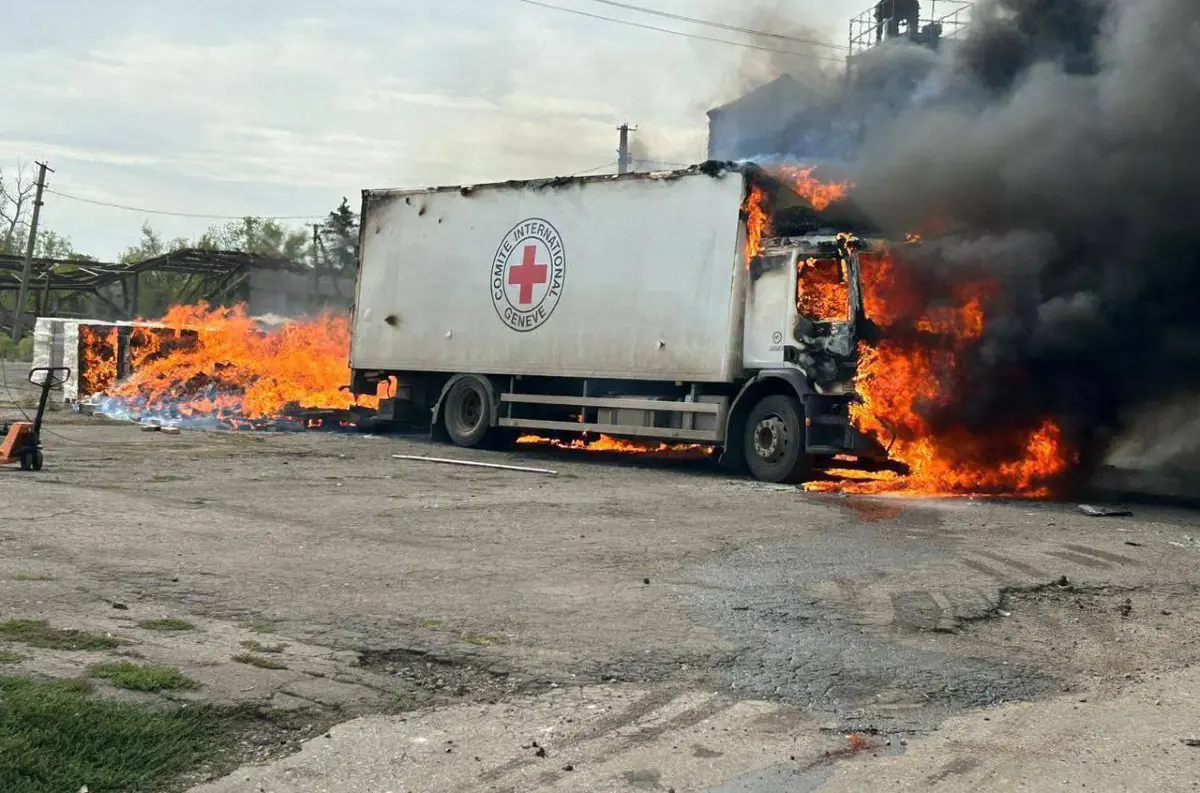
[3,373,1200,791]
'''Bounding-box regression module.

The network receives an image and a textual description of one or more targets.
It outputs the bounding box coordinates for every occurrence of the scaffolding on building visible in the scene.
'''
[848,0,973,57]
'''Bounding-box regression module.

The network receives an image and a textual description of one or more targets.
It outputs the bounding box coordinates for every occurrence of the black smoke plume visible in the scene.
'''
[827,0,1200,477]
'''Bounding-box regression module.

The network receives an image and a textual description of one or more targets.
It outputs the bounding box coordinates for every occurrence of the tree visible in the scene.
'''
[118,223,191,318]
[319,198,359,274]
[0,163,36,256]
[196,217,309,261]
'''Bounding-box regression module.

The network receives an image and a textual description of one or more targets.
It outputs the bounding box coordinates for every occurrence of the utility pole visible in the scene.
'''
[11,161,53,341]
[310,223,322,305]
[616,123,638,175]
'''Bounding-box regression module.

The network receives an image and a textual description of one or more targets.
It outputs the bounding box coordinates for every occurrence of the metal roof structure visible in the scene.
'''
[0,249,305,332]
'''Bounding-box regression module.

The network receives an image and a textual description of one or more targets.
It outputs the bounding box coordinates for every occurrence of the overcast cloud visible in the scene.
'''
[2,0,865,258]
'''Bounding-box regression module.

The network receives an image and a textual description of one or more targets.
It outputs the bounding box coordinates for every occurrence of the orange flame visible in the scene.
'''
[517,434,711,458]
[811,247,1072,497]
[771,165,852,211]
[79,326,119,397]
[742,185,769,263]
[797,257,850,321]
[89,303,376,422]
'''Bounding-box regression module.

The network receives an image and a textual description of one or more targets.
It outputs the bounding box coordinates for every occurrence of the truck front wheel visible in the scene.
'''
[743,395,811,483]
[442,377,493,448]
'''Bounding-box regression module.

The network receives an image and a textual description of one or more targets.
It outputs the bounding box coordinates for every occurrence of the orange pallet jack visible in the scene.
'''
[1,367,70,471]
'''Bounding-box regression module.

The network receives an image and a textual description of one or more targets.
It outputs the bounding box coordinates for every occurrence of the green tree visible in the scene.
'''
[196,217,309,261]
[319,198,359,274]
[118,223,191,318]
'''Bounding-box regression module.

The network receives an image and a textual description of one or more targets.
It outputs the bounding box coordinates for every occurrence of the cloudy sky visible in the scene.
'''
[3,0,870,259]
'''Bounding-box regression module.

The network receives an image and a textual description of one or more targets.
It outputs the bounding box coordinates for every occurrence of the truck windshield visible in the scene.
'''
[797,257,850,322]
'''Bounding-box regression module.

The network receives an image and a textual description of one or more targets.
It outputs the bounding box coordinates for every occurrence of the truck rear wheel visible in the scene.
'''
[443,377,493,448]
[743,395,811,483]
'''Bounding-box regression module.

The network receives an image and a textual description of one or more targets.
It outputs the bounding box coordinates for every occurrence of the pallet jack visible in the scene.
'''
[0,367,70,471]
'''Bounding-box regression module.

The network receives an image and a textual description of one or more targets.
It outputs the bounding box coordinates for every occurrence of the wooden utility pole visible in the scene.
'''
[11,161,52,341]
[310,223,321,305]
[616,123,637,175]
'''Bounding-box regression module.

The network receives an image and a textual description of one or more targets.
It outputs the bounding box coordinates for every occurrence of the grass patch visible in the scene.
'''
[460,631,506,647]
[0,675,229,793]
[89,662,200,692]
[138,618,196,633]
[0,619,124,651]
[231,653,288,670]
[12,573,54,582]
[240,639,287,654]
[0,651,25,665]
[420,618,505,647]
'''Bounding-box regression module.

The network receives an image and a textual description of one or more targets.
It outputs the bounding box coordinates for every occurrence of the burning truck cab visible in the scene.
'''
[349,161,891,483]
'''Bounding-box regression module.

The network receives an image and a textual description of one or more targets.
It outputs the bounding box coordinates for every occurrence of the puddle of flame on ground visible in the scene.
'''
[516,434,713,459]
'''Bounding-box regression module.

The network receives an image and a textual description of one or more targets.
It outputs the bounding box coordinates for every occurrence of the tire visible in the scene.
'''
[743,395,811,483]
[19,449,41,471]
[442,377,493,448]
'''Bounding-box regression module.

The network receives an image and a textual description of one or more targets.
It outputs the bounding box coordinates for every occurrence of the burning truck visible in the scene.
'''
[348,162,901,484]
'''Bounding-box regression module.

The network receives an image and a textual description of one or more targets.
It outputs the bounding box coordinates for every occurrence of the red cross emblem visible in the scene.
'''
[508,244,549,305]
[491,219,565,332]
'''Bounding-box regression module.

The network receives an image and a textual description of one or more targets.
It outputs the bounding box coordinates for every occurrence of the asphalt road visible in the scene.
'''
[3,363,1200,791]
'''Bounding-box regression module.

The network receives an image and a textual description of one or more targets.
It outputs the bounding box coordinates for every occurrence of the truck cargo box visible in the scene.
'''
[352,169,750,382]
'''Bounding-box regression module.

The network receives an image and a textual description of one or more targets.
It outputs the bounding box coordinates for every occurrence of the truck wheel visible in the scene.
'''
[743,395,810,483]
[443,377,493,448]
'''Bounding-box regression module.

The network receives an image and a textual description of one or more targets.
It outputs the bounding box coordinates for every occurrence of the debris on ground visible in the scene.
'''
[1181,737,1200,747]
[1078,504,1133,518]
[392,454,558,476]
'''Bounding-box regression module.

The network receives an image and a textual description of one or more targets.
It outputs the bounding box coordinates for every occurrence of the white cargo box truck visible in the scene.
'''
[350,163,886,482]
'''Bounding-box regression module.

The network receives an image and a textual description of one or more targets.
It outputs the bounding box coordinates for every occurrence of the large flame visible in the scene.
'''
[742,185,769,263]
[91,303,375,424]
[797,257,850,321]
[770,165,852,211]
[808,247,1072,497]
[79,326,119,397]
[741,165,852,267]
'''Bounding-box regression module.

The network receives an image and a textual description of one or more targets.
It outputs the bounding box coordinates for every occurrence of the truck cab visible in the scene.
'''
[732,226,887,481]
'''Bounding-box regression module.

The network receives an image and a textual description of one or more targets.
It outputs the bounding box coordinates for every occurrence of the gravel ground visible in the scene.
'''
[3,360,1200,791]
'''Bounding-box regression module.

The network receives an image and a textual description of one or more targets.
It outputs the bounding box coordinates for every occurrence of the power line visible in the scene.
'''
[44,189,321,221]
[580,0,849,51]
[514,0,847,63]
[633,158,691,168]
[570,161,618,175]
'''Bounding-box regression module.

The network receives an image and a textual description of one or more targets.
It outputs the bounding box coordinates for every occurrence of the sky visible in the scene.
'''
[1,0,871,259]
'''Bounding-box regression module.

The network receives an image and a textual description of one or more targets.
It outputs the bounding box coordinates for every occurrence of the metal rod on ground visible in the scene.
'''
[11,161,53,341]
[391,454,558,476]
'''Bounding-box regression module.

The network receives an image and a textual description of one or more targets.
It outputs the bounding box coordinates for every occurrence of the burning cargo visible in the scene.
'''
[32,306,377,429]
[31,317,198,403]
